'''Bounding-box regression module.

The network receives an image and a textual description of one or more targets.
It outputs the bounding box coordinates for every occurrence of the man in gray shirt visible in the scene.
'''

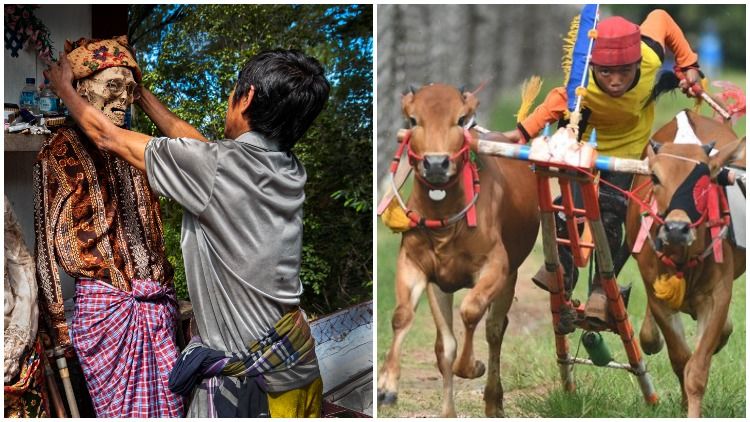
[46,49,330,417]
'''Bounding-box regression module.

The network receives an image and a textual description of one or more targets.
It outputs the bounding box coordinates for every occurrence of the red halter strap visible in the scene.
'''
[577,166,731,270]
[389,128,479,229]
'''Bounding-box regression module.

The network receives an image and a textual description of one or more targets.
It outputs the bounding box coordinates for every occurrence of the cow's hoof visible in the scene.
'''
[377,389,398,406]
[454,359,486,379]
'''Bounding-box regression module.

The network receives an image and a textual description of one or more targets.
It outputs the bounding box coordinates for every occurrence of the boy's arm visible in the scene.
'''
[640,9,698,69]
[136,87,210,142]
[45,53,151,172]
[507,86,568,141]
[640,9,701,94]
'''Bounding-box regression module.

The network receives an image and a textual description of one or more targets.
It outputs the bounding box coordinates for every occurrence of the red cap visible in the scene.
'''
[590,16,641,66]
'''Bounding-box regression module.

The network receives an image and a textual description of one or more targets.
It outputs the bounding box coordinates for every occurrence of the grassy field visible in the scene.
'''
[376,70,746,417]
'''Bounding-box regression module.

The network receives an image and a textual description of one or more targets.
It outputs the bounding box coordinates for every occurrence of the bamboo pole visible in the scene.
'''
[43,355,67,417]
[52,347,80,418]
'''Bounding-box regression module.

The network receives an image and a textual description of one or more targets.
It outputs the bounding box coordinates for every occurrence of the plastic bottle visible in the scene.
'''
[39,79,61,116]
[19,77,39,114]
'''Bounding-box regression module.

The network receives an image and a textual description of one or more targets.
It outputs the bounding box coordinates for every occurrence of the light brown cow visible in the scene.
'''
[377,84,540,417]
[626,110,745,417]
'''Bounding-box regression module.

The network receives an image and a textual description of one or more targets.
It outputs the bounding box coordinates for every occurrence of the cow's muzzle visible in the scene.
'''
[420,153,456,186]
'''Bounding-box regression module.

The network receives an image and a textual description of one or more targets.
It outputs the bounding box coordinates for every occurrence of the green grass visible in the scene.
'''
[512,263,746,418]
[376,69,746,417]
[378,218,746,417]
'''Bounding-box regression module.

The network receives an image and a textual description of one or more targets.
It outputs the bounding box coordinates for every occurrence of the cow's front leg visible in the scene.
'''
[483,271,515,417]
[685,276,732,418]
[453,249,509,380]
[377,250,427,406]
[647,290,692,408]
[426,283,457,417]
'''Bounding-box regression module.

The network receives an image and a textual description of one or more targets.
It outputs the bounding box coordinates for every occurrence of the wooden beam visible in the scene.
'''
[91,5,129,39]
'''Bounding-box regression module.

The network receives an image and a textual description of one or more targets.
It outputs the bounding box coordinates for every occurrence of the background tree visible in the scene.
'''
[129,4,373,315]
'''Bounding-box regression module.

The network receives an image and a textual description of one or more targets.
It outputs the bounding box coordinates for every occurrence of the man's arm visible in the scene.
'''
[136,87,209,142]
[45,53,150,172]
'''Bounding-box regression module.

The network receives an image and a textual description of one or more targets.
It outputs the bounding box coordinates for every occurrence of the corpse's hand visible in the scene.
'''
[43,52,76,98]
[678,68,702,97]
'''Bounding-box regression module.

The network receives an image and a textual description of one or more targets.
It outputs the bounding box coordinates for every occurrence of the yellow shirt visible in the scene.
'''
[520,10,699,159]
[581,42,661,159]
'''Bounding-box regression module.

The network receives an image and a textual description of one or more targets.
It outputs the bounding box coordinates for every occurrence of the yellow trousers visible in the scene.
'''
[267,376,323,418]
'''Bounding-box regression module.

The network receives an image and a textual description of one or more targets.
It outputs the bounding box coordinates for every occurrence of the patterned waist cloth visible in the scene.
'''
[169,308,317,418]
[70,278,185,418]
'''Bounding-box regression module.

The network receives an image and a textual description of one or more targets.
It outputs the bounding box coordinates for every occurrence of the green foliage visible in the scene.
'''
[130,5,372,315]
[159,197,188,300]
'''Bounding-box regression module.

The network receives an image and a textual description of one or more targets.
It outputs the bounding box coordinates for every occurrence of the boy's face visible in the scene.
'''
[592,62,639,98]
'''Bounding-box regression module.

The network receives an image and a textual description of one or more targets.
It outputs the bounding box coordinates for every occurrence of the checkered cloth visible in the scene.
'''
[169,308,316,416]
[70,278,185,417]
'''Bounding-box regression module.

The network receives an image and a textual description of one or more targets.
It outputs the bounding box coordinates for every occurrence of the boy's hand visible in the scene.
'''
[678,68,702,97]
[501,129,522,143]
[43,52,75,96]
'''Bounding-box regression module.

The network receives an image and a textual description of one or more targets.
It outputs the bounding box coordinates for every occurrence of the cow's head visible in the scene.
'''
[647,137,745,249]
[402,84,477,187]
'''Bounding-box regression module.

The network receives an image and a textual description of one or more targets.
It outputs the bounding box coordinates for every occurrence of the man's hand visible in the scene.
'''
[43,52,76,97]
[678,68,702,97]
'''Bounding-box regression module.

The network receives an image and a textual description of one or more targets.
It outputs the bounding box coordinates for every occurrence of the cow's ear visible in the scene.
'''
[462,90,479,115]
[709,137,745,178]
[401,87,416,115]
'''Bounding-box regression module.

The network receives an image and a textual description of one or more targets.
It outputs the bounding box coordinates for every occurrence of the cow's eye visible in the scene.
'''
[458,115,466,127]
[409,116,417,127]
[651,173,660,185]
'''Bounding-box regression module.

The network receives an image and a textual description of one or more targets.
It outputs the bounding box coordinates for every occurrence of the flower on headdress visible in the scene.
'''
[83,60,100,72]
[92,46,109,61]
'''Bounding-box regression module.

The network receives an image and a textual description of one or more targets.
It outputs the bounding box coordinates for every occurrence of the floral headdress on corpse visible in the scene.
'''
[64,35,142,82]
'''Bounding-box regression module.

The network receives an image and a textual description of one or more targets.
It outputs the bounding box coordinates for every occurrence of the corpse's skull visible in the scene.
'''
[76,67,136,127]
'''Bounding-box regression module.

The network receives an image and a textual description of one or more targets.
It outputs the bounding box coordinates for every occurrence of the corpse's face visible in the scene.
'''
[592,62,639,98]
[76,67,136,127]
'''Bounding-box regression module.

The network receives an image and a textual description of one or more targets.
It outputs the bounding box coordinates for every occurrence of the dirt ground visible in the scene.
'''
[379,252,558,418]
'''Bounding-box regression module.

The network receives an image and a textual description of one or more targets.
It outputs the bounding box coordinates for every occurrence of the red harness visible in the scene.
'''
[652,180,731,272]
[580,163,731,274]
[389,128,480,229]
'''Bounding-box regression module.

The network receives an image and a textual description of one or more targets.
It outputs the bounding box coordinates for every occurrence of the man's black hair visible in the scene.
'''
[233,49,330,150]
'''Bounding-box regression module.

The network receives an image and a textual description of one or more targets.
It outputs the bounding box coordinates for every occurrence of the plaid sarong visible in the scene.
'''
[70,278,185,417]
[169,308,316,417]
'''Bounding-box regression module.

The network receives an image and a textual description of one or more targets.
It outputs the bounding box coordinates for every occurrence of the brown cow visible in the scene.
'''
[626,110,745,417]
[377,84,540,417]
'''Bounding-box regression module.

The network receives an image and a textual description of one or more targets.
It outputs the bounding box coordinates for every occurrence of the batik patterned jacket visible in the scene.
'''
[33,127,173,346]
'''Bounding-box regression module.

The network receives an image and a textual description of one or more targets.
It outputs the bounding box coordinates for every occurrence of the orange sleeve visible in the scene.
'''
[640,9,698,68]
[520,86,568,138]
